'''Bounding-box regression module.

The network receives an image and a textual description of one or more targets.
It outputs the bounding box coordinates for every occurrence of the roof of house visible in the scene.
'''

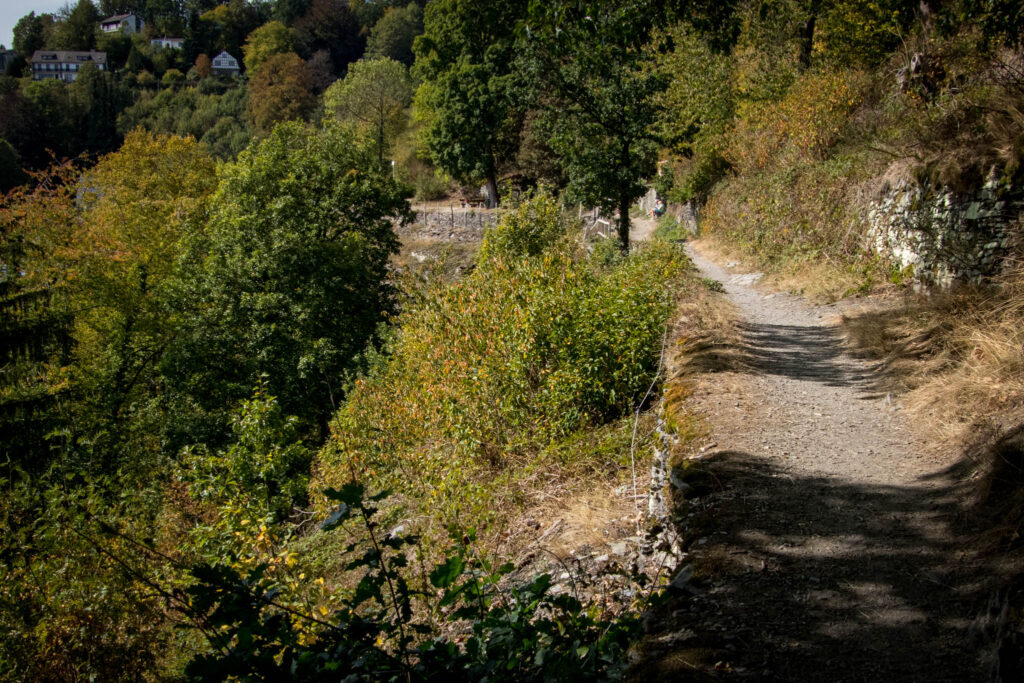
[212,51,239,64]
[30,50,108,64]
[151,37,184,42]
[101,13,135,23]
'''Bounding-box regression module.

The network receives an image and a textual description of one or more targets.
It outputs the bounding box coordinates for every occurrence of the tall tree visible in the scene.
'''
[73,130,217,447]
[413,0,526,207]
[52,0,102,51]
[163,122,410,439]
[520,0,666,250]
[245,52,314,135]
[324,58,413,163]
[71,62,131,154]
[242,20,295,73]
[293,0,363,71]
[13,12,53,57]
[365,3,423,66]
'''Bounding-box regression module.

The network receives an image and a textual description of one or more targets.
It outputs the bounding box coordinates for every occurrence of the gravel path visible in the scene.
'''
[634,243,989,681]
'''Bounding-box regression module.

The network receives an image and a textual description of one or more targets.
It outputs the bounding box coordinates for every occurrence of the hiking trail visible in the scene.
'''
[634,241,990,681]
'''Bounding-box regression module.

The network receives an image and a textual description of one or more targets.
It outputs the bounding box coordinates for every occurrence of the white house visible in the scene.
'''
[211,50,240,76]
[100,13,145,34]
[150,37,184,50]
[30,50,107,82]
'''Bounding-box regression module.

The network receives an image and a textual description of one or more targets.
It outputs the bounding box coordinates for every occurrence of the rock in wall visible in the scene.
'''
[867,171,1023,288]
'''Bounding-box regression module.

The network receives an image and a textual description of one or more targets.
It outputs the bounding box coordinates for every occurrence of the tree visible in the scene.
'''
[306,49,336,92]
[413,0,527,207]
[520,0,666,250]
[163,122,411,439]
[242,20,295,73]
[246,52,314,135]
[161,67,186,86]
[52,0,102,51]
[0,161,80,468]
[70,62,131,154]
[199,0,266,62]
[0,140,28,195]
[273,0,313,24]
[13,12,53,57]
[97,30,133,69]
[72,130,218,446]
[194,52,212,78]
[324,58,413,163]
[293,0,364,73]
[366,3,424,66]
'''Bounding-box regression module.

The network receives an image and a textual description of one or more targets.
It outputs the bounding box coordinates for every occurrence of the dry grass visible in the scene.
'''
[693,235,875,303]
[841,259,1024,446]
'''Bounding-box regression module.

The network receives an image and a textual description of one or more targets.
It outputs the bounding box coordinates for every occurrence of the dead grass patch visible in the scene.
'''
[841,259,1024,446]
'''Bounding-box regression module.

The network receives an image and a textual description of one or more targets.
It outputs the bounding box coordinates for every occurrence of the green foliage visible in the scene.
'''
[0,139,27,192]
[164,122,410,443]
[315,194,690,525]
[51,0,101,51]
[656,23,735,157]
[413,0,526,205]
[366,3,424,66]
[72,130,217,459]
[13,12,51,57]
[478,189,565,260]
[324,57,414,163]
[953,0,1024,47]
[816,0,915,67]
[653,214,690,243]
[242,20,295,73]
[0,162,78,468]
[182,485,640,681]
[161,67,186,86]
[178,383,312,560]
[117,83,252,160]
[520,0,666,249]
[0,474,170,682]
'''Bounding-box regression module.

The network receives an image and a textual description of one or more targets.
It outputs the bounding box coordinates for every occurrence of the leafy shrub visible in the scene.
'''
[182,483,640,682]
[313,195,691,527]
[178,384,312,563]
[478,190,566,260]
[816,0,914,67]
[728,68,869,173]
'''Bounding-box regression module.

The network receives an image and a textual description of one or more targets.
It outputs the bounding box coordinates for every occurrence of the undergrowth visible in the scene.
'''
[312,193,694,539]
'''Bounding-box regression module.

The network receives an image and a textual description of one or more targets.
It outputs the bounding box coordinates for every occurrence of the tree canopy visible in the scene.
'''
[163,122,411,438]
[324,57,414,163]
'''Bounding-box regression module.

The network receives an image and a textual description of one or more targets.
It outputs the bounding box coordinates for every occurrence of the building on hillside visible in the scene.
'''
[150,37,185,50]
[100,13,145,34]
[30,50,107,82]
[211,50,240,77]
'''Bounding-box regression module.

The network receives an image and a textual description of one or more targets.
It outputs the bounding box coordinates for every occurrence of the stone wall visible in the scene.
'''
[399,207,499,242]
[866,174,1023,288]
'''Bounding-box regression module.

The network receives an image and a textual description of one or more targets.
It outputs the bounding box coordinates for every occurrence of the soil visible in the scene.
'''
[632,241,996,681]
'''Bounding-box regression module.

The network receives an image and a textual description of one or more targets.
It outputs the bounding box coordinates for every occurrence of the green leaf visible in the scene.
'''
[429,555,465,588]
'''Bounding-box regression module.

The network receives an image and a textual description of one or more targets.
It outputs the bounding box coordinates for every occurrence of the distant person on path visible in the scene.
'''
[649,198,666,219]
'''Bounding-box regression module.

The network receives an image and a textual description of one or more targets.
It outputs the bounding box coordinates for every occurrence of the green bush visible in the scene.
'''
[478,190,566,260]
[182,483,640,682]
[313,195,691,526]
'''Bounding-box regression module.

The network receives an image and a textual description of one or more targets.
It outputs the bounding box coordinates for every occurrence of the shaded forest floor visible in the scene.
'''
[632,242,1000,681]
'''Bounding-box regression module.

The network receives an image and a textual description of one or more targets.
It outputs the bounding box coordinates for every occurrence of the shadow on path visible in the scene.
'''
[633,450,991,682]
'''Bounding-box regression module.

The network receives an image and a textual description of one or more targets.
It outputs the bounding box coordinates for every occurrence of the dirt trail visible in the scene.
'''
[635,242,990,681]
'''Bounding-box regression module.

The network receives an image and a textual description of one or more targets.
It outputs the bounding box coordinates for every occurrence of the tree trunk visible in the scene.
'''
[484,174,499,208]
[799,14,816,70]
[618,193,631,252]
